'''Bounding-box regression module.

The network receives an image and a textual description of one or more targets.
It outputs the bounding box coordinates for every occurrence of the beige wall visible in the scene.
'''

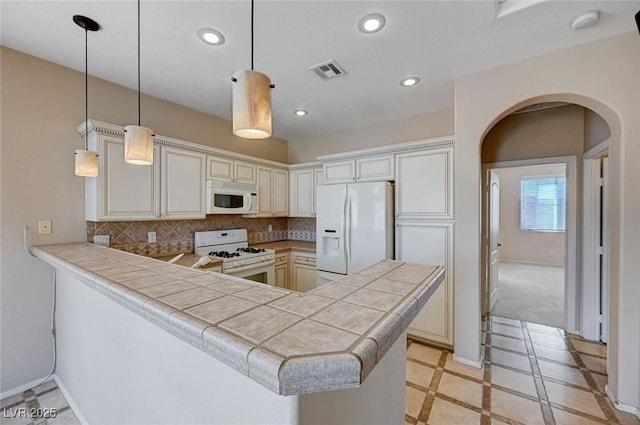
[0,46,287,393]
[584,108,611,152]
[495,165,566,266]
[455,31,640,410]
[288,108,454,163]
[482,104,584,163]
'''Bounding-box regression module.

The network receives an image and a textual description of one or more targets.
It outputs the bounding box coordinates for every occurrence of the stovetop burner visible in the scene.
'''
[208,250,241,258]
[236,247,266,254]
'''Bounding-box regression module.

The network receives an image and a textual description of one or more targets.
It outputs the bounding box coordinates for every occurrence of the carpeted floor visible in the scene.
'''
[491,261,565,328]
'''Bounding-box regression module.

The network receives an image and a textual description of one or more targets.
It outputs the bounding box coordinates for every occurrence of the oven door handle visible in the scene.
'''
[222,259,275,274]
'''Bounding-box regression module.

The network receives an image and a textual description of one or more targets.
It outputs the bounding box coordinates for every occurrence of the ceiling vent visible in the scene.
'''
[310,59,347,81]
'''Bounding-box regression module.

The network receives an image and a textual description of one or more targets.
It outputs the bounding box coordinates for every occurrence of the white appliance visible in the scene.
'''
[194,229,275,285]
[316,181,394,285]
[206,180,258,214]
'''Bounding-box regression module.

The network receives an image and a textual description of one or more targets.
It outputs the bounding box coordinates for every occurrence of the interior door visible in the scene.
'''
[489,170,501,310]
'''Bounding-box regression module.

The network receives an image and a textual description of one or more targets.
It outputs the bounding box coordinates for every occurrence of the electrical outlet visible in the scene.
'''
[94,235,110,246]
[268,225,272,233]
[38,220,52,235]
[148,231,157,243]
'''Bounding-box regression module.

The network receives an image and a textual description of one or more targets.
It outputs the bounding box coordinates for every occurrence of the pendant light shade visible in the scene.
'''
[124,125,154,165]
[73,15,100,177]
[75,149,99,176]
[232,70,272,139]
[231,0,274,140]
[125,0,154,165]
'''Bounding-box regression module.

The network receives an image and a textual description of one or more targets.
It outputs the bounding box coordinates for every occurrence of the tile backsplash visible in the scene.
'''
[87,216,316,257]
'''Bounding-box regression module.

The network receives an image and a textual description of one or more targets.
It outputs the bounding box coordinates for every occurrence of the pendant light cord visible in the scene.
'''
[84,26,89,150]
[137,0,141,126]
[251,0,254,71]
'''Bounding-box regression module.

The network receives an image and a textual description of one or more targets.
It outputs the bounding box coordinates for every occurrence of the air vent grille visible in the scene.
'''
[310,59,347,81]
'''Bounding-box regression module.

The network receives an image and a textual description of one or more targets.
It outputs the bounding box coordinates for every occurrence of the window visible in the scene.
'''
[521,176,566,231]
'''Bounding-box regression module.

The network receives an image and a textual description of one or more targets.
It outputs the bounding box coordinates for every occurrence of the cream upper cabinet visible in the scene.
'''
[86,135,160,221]
[395,147,454,220]
[206,156,257,184]
[289,167,323,217]
[256,166,288,217]
[323,160,355,184]
[396,221,454,346]
[323,154,394,184]
[161,147,206,219]
[85,135,206,221]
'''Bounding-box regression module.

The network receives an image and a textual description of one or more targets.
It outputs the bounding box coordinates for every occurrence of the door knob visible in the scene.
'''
[497,243,502,247]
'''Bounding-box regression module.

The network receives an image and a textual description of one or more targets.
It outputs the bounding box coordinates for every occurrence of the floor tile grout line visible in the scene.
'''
[416,349,448,423]
[562,334,621,424]
[482,317,492,424]
[520,320,556,425]
[548,401,612,424]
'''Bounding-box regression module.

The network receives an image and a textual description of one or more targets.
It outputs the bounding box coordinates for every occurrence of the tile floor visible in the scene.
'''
[0,379,79,425]
[406,315,640,425]
[2,315,639,425]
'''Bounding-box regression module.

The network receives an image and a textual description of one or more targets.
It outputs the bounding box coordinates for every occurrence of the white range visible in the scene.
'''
[194,229,275,285]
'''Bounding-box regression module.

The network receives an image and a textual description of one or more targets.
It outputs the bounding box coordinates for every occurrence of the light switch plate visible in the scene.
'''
[148,232,156,243]
[94,235,110,246]
[38,220,52,235]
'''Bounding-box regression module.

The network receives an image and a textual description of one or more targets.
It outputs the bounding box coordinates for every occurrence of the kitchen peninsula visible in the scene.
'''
[32,242,444,424]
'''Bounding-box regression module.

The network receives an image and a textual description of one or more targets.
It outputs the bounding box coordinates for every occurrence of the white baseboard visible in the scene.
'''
[605,384,640,420]
[53,374,89,425]
[453,353,484,369]
[0,376,54,400]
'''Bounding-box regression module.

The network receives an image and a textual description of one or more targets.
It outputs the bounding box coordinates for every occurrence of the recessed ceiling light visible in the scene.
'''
[294,109,308,117]
[358,13,386,34]
[571,10,600,30]
[197,28,225,45]
[400,76,420,87]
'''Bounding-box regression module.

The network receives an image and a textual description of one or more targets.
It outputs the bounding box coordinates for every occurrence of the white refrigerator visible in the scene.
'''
[316,181,394,285]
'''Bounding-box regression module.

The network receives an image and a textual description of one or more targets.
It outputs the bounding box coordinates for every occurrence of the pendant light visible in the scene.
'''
[231,0,275,139]
[124,0,154,165]
[73,15,100,177]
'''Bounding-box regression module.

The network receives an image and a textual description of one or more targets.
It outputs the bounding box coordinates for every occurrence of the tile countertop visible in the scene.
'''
[32,242,444,396]
[251,240,316,253]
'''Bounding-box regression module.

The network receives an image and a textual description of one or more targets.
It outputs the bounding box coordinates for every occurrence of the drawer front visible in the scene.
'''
[275,253,289,265]
[293,253,316,267]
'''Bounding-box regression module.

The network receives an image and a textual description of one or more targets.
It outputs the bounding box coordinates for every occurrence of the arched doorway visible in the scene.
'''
[479,102,611,341]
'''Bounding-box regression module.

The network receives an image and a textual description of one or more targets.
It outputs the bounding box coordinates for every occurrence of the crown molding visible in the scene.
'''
[316,136,455,162]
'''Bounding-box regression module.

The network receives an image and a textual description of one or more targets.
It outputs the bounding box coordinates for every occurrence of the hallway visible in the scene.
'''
[405,315,639,425]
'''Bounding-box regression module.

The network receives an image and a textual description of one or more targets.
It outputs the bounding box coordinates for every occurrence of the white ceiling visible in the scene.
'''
[2,1,639,141]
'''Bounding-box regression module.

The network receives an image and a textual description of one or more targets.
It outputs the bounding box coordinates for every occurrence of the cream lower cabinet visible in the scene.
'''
[396,221,454,347]
[256,166,288,217]
[289,167,323,217]
[85,134,206,221]
[275,252,289,289]
[291,251,316,293]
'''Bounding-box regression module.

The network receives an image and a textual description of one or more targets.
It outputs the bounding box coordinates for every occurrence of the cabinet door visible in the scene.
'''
[396,147,454,220]
[313,168,324,216]
[234,160,257,184]
[98,136,160,220]
[396,221,454,346]
[275,253,289,289]
[323,160,356,184]
[273,169,289,216]
[290,169,314,217]
[356,155,394,182]
[293,263,316,293]
[206,156,234,181]
[257,166,273,217]
[161,147,206,219]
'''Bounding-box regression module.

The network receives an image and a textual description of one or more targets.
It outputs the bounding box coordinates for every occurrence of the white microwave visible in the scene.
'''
[206,180,258,214]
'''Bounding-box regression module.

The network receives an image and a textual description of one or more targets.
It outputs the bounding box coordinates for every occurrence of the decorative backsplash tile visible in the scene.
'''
[87,216,316,257]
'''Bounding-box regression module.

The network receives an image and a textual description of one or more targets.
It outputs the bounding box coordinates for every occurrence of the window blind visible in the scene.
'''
[521,177,566,231]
